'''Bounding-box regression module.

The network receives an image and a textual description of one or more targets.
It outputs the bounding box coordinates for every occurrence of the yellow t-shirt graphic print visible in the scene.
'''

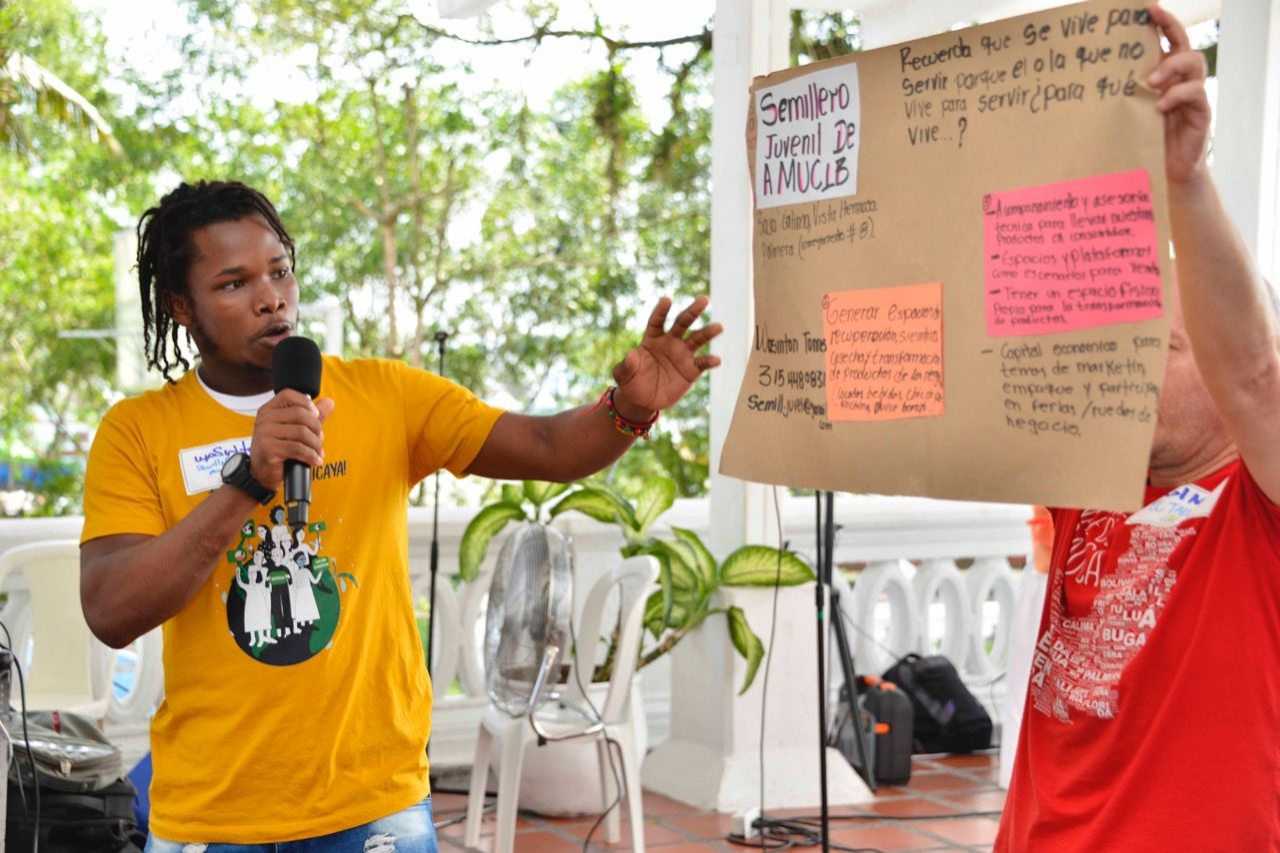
[224,508,353,665]
[82,356,503,843]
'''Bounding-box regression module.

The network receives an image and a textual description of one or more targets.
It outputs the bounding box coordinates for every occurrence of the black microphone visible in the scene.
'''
[271,336,323,529]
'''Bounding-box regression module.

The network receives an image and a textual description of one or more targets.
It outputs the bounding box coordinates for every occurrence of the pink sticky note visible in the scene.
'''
[982,170,1162,337]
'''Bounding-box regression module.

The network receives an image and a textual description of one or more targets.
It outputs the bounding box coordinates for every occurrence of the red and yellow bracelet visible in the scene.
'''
[586,386,659,440]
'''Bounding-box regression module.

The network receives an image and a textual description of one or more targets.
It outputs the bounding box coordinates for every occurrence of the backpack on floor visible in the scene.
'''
[5,709,143,853]
[882,653,992,754]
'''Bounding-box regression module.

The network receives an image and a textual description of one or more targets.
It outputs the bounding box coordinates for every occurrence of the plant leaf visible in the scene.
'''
[636,543,712,633]
[458,502,526,581]
[652,548,675,627]
[500,483,523,505]
[523,480,570,509]
[643,589,667,638]
[726,606,766,694]
[648,540,700,592]
[720,546,815,587]
[669,585,705,629]
[550,483,637,529]
[670,527,717,591]
[631,476,677,535]
[3,53,124,156]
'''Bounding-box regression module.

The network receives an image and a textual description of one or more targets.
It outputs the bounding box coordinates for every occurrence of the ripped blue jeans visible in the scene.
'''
[143,797,436,853]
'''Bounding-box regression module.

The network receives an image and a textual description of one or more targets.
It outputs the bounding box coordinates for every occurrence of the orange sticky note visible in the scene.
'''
[983,169,1162,337]
[822,283,944,422]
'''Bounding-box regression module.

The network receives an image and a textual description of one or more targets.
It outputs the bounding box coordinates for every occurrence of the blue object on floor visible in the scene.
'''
[127,751,152,836]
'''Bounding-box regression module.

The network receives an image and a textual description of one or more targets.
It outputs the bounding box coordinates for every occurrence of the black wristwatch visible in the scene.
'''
[220,452,276,505]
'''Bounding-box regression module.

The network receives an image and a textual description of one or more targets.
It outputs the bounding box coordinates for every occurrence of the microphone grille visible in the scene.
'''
[271,336,323,397]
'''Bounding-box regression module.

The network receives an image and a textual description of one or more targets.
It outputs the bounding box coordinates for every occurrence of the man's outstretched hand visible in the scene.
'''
[611,296,723,418]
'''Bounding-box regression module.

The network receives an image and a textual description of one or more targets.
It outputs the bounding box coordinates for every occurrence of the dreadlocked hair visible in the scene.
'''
[136,179,296,383]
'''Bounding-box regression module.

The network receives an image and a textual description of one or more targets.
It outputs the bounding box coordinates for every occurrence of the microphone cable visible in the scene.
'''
[727,485,825,851]
[568,575,627,853]
[722,488,883,852]
[2,619,40,853]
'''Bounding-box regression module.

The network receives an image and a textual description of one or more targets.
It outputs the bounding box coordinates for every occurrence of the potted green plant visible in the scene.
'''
[459,477,815,695]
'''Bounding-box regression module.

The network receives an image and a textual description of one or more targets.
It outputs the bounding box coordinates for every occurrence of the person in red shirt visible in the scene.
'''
[996,5,1280,851]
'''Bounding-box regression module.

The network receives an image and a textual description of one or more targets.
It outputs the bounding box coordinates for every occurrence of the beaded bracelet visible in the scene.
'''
[587,386,659,440]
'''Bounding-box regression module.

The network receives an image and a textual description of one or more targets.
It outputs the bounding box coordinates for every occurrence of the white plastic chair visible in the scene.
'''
[105,623,165,725]
[464,555,659,853]
[0,540,115,722]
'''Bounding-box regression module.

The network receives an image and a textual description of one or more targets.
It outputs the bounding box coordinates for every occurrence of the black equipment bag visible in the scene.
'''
[6,775,142,853]
[882,653,993,754]
[829,692,874,784]
[828,675,915,787]
[859,676,914,785]
[5,709,143,852]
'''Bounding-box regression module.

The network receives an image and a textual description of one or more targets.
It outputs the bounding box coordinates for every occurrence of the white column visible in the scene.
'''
[642,584,875,811]
[113,230,149,394]
[1213,0,1280,283]
[707,0,784,558]
[647,0,871,811]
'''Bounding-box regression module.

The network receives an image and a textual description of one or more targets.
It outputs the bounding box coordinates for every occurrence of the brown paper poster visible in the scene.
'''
[720,0,1172,511]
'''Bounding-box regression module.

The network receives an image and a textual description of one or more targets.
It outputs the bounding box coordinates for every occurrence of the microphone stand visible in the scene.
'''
[426,330,450,683]
[426,330,449,766]
[814,492,831,853]
[813,490,874,853]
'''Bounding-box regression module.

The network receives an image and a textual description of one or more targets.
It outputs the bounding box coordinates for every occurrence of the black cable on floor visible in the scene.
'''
[729,814,886,852]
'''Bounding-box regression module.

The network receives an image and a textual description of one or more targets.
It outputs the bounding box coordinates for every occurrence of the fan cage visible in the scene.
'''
[483,522,574,716]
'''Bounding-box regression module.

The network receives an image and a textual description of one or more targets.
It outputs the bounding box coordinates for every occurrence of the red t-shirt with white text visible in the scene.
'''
[997,460,1280,852]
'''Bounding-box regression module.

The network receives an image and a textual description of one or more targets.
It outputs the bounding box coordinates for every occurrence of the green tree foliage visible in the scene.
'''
[789,9,861,64]
[12,1,907,516]
[0,0,134,514]
[149,0,717,501]
[2,0,724,514]
[0,2,1228,516]
[0,0,122,155]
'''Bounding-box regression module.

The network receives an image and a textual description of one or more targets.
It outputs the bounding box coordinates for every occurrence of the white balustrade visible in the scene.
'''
[913,558,973,666]
[965,556,1019,678]
[839,559,917,677]
[0,494,1033,772]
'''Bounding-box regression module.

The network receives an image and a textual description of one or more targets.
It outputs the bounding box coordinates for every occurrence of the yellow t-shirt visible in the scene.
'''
[81,357,504,843]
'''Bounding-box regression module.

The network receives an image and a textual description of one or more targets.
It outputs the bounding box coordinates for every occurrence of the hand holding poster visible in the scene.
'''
[720,0,1171,511]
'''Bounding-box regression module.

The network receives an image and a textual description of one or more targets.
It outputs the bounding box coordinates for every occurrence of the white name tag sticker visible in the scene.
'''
[180,437,252,496]
[1127,478,1228,528]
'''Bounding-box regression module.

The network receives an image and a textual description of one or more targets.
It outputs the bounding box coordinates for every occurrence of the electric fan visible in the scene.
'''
[483,522,574,717]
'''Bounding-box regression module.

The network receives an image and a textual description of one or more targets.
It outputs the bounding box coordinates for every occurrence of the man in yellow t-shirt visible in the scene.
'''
[80,179,723,851]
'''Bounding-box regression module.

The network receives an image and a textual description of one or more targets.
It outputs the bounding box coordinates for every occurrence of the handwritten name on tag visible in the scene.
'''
[180,437,252,496]
[1127,479,1227,528]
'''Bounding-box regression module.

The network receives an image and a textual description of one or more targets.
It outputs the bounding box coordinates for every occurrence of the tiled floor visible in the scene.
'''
[433,750,1004,852]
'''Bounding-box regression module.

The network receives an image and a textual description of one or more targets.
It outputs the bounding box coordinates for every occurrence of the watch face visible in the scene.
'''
[222,453,244,479]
